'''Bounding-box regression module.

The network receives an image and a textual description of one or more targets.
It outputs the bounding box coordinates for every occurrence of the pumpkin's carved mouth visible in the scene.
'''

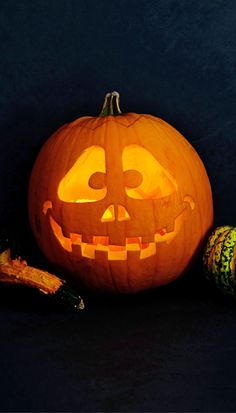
[44,196,194,260]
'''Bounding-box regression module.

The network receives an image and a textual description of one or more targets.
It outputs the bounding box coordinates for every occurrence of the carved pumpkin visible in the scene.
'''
[28,91,213,293]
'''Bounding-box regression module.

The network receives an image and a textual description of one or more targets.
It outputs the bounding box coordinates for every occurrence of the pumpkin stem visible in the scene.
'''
[99,91,122,116]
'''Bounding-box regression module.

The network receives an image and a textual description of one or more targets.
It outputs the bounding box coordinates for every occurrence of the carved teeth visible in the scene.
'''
[126,237,142,245]
[49,214,182,260]
[70,233,82,244]
[108,249,127,260]
[126,243,141,252]
[81,243,96,259]
[43,200,52,215]
[93,236,109,246]
[96,243,109,252]
[140,242,156,259]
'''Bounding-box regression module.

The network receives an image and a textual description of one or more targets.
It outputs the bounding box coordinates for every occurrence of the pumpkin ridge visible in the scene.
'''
[68,114,142,130]
[116,118,133,293]
[148,117,192,277]
[157,117,212,242]
[145,115,184,282]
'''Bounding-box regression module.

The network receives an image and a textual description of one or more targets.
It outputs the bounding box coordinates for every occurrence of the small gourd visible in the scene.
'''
[203,225,236,296]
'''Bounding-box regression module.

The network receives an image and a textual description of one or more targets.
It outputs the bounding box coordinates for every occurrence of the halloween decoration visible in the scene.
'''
[29,91,213,293]
[0,239,85,311]
[203,226,236,296]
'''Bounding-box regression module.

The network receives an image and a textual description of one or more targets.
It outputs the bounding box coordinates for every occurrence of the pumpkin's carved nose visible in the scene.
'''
[101,204,130,222]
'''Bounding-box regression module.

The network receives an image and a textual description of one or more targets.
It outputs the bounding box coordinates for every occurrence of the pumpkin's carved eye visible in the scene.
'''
[122,145,178,199]
[58,143,178,204]
[58,145,107,203]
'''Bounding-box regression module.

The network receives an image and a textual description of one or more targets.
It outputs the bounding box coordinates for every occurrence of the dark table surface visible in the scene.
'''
[1,268,236,412]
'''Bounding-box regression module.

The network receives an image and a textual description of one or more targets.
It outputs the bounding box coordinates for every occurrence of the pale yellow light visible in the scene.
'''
[122,144,178,199]
[58,145,106,203]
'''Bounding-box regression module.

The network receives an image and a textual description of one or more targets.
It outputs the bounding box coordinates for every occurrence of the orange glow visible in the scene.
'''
[101,204,130,222]
[46,205,190,260]
[58,145,106,203]
[101,205,115,222]
[43,193,194,261]
[57,144,179,206]
[122,145,178,199]
[49,215,72,252]
[117,205,130,221]
[93,236,109,245]
[43,200,52,215]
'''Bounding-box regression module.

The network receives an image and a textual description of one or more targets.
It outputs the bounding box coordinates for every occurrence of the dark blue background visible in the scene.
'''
[1,1,236,411]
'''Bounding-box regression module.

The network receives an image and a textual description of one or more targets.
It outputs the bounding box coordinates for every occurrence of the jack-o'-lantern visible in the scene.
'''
[28,91,213,293]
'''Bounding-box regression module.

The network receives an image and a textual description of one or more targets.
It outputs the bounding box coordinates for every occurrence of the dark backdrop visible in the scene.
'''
[1,1,236,412]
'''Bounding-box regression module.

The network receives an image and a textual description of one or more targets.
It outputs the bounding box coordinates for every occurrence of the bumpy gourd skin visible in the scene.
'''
[203,226,236,296]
